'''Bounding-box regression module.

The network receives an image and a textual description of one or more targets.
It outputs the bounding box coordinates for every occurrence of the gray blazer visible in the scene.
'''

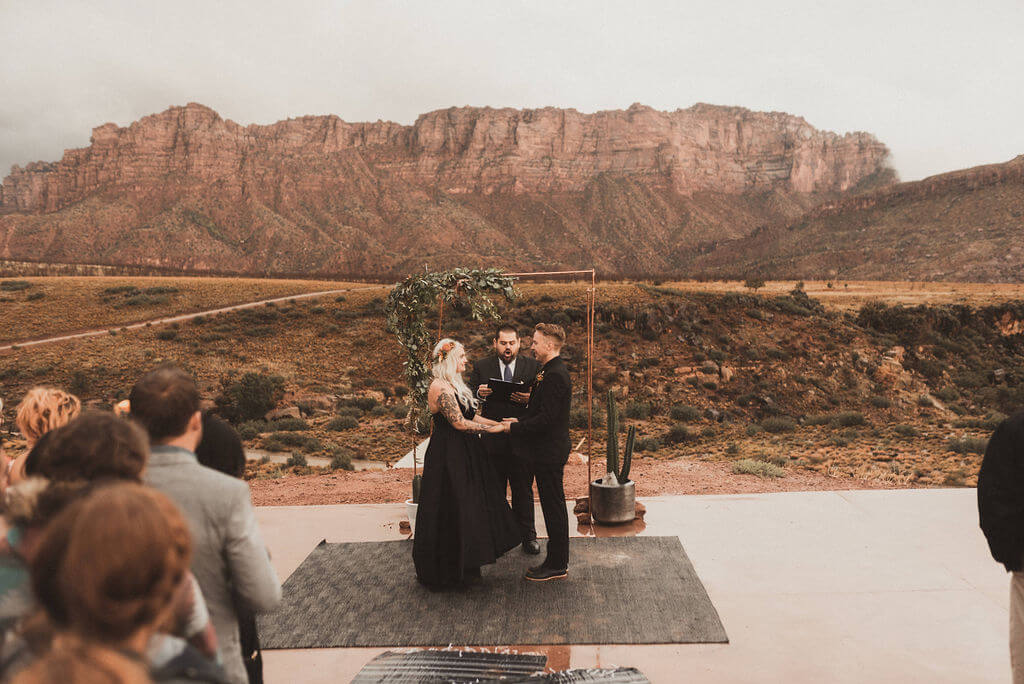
[145,446,281,684]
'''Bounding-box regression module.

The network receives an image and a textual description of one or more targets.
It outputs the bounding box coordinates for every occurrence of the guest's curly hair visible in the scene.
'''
[15,387,81,446]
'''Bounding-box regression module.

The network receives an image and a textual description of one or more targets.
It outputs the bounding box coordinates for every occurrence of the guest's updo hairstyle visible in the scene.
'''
[15,388,81,447]
[30,483,192,641]
[430,338,477,410]
[27,411,148,483]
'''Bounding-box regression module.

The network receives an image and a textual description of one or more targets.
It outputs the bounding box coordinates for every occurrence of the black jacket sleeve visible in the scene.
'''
[468,359,486,398]
[978,413,1024,571]
[509,372,569,438]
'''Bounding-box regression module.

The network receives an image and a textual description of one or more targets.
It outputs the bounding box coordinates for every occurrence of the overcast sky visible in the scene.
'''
[2,0,1022,183]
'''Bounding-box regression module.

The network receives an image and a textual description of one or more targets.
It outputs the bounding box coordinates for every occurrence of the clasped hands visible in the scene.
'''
[484,417,518,434]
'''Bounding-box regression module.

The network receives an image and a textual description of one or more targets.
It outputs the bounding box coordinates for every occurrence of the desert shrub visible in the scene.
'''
[392,404,410,419]
[731,458,785,478]
[745,424,764,436]
[635,437,661,452]
[893,424,918,438]
[217,372,286,423]
[335,406,362,419]
[285,452,308,468]
[725,443,740,455]
[338,396,378,411]
[735,393,757,407]
[702,381,719,390]
[869,396,892,409]
[947,436,988,455]
[624,401,652,420]
[666,423,694,444]
[709,350,727,363]
[954,413,1008,430]
[0,280,31,291]
[765,347,790,361]
[370,406,389,417]
[835,412,866,427]
[917,395,935,407]
[272,417,308,431]
[805,414,833,426]
[327,416,359,431]
[743,278,766,291]
[393,385,409,397]
[934,386,960,402]
[143,286,180,295]
[156,329,178,341]
[760,453,790,468]
[952,371,987,389]
[685,375,699,386]
[238,420,268,440]
[25,292,44,301]
[760,417,797,433]
[692,352,707,363]
[670,405,701,421]
[328,446,355,471]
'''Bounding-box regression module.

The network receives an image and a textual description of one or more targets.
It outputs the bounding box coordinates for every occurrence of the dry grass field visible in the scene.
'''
[0,275,1021,495]
[0,276,369,343]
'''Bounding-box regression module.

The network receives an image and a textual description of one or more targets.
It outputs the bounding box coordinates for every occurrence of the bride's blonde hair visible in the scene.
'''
[431,338,477,410]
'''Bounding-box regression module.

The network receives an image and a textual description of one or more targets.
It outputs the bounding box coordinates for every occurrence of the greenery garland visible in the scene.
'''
[385,267,517,435]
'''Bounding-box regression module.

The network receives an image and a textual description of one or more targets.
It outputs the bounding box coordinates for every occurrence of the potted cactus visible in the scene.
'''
[589,390,637,524]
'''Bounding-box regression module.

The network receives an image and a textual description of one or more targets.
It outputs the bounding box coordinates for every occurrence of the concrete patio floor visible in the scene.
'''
[255,489,1009,683]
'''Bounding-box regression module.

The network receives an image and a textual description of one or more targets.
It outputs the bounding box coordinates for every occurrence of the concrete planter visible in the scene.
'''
[589,479,636,525]
[405,499,418,537]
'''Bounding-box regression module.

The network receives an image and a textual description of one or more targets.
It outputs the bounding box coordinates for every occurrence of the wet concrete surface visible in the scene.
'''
[255,490,1009,683]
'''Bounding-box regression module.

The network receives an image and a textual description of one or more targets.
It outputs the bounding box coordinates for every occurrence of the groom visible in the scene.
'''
[498,323,572,581]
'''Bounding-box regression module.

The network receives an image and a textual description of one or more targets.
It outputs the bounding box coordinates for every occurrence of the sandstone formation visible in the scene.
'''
[0,102,893,278]
[689,155,1024,282]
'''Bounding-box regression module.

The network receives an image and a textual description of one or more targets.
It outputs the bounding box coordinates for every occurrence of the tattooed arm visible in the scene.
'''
[438,391,489,433]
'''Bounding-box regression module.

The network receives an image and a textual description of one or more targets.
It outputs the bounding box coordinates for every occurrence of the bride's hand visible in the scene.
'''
[485,423,507,433]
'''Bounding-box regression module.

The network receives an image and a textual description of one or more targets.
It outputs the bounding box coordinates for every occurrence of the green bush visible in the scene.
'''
[285,452,308,468]
[272,417,309,431]
[666,423,693,444]
[893,424,918,438]
[338,396,378,411]
[835,412,866,427]
[670,405,701,422]
[238,420,268,440]
[760,417,797,433]
[156,329,178,341]
[869,396,893,409]
[624,401,652,420]
[947,436,988,455]
[217,372,286,423]
[370,406,389,417]
[635,437,661,452]
[731,459,785,478]
[805,414,833,426]
[392,405,409,419]
[327,416,359,431]
[934,386,960,402]
[328,446,355,471]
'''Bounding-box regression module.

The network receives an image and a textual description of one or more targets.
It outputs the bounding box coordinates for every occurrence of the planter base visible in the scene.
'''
[405,499,418,537]
[589,480,637,525]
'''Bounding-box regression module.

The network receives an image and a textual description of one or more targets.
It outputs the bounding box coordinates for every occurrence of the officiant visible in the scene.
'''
[470,324,541,555]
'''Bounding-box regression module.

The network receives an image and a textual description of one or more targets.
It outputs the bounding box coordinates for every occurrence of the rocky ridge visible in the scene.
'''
[0,103,893,277]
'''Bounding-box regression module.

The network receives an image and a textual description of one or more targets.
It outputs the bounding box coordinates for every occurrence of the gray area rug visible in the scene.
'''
[259,536,727,648]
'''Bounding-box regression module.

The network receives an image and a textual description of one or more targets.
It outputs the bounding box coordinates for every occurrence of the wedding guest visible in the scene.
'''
[195,413,263,684]
[131,365,280,684]
[979,410,1024,683]
[13,483,226,684]
[4,389,80,492]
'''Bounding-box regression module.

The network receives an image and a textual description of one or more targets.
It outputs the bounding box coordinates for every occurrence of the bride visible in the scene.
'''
[412,338,522,588]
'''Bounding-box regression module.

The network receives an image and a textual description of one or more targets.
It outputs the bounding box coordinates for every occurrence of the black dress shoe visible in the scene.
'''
[525,566,567,582]
[522,539,541,555]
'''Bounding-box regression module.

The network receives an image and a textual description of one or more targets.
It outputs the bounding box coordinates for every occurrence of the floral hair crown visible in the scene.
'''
[435,341,456,361]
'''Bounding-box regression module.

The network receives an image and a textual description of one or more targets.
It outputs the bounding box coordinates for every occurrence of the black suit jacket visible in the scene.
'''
[978,411,1024,571]
[508,356,572,465]
[469,354,541,421]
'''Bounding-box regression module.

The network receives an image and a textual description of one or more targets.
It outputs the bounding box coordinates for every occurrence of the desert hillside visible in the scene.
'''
[0,103,892,278]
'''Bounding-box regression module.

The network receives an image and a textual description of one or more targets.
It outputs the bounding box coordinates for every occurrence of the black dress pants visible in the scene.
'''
[488,435,537,542]
[531,459,569,570]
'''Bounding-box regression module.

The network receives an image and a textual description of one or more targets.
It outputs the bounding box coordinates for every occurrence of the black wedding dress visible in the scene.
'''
[413,401,521,588]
